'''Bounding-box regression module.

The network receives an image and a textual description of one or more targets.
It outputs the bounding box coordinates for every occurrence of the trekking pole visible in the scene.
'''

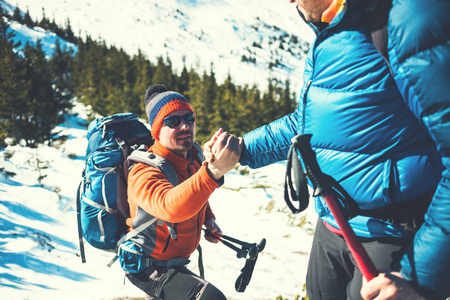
[209,231,264,258]
[293,134,378,281]
[204,229,266,292]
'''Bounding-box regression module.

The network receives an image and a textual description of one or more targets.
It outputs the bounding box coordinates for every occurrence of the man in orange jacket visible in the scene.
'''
[121,84,242,300]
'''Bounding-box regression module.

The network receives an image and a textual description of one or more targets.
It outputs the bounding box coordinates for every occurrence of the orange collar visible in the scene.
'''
[321,0,346,23]
[151,140,197,169]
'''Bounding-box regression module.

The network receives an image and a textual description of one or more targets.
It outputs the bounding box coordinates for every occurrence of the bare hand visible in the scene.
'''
[361,272,425,300]
[203,217,222,244]
[203,128,223,165]
[206,131,243,180]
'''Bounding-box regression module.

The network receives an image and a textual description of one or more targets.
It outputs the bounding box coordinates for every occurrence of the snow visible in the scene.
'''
[7,21,77,58]
[2,0,315,92]
[0,103,317,300]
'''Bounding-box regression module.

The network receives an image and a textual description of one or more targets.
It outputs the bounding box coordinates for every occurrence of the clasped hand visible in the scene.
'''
[203,128,243,181]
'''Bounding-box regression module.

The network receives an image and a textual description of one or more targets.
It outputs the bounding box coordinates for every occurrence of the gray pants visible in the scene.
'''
[306,219,412,300]
[125,264,226,300]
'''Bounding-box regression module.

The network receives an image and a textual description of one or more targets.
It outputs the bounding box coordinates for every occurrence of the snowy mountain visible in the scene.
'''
[0,102,317,300]
[2,0,315,92]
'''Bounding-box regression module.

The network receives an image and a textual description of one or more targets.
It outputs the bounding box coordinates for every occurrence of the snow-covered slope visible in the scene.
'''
[3,0,315,91]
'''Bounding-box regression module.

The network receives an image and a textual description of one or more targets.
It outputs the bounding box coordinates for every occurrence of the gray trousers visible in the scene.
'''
[306,219,412,300]
[125,264,226,300]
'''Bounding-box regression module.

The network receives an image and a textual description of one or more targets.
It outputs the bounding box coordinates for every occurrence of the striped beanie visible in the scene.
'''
[144,84,195,140]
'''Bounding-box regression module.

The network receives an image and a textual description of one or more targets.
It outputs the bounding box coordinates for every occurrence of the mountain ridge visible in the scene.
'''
[3,0,315,91]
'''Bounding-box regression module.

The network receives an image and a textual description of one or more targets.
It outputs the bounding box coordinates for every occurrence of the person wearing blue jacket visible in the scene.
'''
[206,0,449,299]
[360,0,450,299]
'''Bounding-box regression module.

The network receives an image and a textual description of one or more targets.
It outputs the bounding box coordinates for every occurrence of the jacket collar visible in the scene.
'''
[151,139,197,169]
[295,0,366,35]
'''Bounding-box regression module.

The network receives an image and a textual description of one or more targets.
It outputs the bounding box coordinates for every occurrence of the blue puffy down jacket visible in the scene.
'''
[240,0,449,297]
[387,0,450,297]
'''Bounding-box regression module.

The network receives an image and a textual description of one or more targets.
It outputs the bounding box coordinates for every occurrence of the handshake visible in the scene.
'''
[203,128,243,181]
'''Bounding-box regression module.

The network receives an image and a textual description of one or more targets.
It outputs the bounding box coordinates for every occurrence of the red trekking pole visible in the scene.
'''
[289,134,378,281]
[322,193,378,280]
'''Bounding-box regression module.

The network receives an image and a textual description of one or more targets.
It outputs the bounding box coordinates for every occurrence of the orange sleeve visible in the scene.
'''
[128,163,219,223]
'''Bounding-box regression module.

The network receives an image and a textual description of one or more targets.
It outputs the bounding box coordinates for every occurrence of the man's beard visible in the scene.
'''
[176,130,194,150]
[179,139,193,149]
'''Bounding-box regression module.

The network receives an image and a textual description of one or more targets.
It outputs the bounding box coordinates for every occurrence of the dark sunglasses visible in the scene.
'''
[163,112,196,128]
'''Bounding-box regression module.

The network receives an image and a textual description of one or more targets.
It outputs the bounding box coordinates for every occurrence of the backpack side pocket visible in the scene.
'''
[119,240,147,273]
[81,148,123,249]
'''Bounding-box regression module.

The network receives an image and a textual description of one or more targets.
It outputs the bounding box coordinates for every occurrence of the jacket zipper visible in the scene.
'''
[301,79,312,134]
[162,223,178,253]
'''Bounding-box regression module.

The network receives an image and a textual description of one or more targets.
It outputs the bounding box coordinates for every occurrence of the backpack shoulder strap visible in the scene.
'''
[128,143,204,183]
[127,145,178,186]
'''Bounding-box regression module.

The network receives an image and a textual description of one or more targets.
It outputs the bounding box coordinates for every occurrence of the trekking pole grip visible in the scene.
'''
[293,134,329,197]
[293,134,378,281]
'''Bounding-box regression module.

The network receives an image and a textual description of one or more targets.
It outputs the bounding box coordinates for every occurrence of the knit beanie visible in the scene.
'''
[144,84,195,140]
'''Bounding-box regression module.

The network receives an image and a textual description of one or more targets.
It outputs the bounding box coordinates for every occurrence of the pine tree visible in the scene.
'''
[12,6,23,23]
[71,34,90,98]
[261,78,279,124]
[212,74,235,134]
[248,86,263,128]
[63,18,76,43]
[23,8,34,28]
[194,66,218,143]
[234,84,260,136]
[0,7,30,147]
[21,41,60,147]
[49,39,74,113]
[72,36,107,117]
[131,50,154,118]
[105,85,125,115]
[177,62,190,96]
[38,8,50,30]
[277,79,296,118]
[49,18,60,37]
[185,68,206,141]
[185,66,201,110]
[101,45,125,113]
[152,56,174,89]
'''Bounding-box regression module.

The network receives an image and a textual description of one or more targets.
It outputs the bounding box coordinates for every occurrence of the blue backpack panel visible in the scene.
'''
[76,113,153,261]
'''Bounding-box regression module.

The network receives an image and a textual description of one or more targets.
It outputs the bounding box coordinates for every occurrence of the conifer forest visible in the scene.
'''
[0,5,298,147]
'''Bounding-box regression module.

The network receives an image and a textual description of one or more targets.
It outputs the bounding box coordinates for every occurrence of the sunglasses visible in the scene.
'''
[163,112,196,128]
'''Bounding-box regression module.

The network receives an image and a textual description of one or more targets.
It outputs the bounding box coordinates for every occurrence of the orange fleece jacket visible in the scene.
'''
[126,140,218,260]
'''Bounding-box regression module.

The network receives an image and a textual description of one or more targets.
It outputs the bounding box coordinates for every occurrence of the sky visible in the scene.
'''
[0,102,317,300]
